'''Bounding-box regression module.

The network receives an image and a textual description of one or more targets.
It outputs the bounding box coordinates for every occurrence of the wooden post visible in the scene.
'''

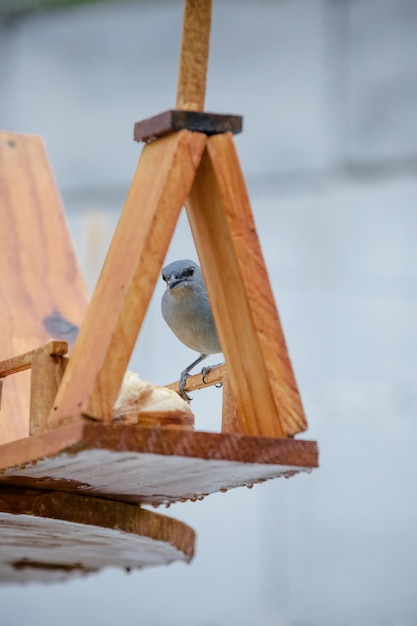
[221,371,240,434]
[176,0,212,111]
[186,133,308,438]
[50,131,207,426]
[30,345,68,436]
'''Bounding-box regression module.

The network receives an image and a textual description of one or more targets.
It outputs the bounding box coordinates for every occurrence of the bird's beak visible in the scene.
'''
[167,275,180,290]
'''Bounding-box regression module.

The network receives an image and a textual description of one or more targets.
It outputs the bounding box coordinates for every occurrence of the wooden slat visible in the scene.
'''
[0,423,318,506]
[176,0,213,110]
[50,130,207,426]
[186,133,308,437]
[0,132,88,445]
[0,485,195,583]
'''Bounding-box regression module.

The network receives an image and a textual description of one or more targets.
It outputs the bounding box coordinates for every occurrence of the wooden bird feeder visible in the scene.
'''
[0,0,318,582]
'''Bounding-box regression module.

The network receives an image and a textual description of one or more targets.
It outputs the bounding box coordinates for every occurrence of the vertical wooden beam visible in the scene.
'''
[50,131,207,426]
[30,346,68,436]
[221,371,240,434]
[176,0,213,111]
[186,133,308,438]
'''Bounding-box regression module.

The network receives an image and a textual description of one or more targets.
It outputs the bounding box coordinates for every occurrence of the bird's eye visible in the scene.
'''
[185,266,195,277]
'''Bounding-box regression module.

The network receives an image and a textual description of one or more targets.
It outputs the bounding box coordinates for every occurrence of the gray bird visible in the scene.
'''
[161,259,222,400]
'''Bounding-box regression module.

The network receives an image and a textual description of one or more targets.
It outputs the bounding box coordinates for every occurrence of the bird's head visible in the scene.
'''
[161,259,201,291]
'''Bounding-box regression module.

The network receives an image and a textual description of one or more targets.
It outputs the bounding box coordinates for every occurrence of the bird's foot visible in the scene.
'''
[179,370,192,402]
[201,365,212,384]
[201,362,224,388]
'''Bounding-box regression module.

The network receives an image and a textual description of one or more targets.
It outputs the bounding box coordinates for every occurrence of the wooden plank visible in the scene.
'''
[50,130,207,427]
[176,0,213,111]
[134,110,242,142]
[0,485,195,583]
[0,132,88,445]
[185,133,308,437]
[0,423,318,506]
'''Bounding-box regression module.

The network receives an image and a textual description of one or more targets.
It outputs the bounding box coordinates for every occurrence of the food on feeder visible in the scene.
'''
[112,371,194,430]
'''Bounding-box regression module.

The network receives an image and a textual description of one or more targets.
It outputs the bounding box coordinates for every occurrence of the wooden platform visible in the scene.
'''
[0,422,318,506]
[0,486,195,584]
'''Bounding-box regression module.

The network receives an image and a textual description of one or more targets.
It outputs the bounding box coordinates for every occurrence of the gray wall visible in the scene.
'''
[1,1,417,625]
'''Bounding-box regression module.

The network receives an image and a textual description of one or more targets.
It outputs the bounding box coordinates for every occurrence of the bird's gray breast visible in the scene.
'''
[161,286,221,355]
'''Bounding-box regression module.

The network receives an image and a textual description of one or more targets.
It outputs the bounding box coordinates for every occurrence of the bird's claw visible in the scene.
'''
[201,364,223,388]
[179,371,192,402]
[201,366,212,384]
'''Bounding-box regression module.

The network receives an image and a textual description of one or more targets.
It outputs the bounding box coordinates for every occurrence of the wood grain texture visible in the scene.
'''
[176,0,213,110]
[134,110,242,142]
[0,485,195,584]
[0,132,88,445]
[221,371,240,433]
[0,423,318,505]
[186,133,308,437]
[30,348,68,436]
[50,130,207,427]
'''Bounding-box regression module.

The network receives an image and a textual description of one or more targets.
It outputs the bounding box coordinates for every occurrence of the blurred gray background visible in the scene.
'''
[1,0,417,624]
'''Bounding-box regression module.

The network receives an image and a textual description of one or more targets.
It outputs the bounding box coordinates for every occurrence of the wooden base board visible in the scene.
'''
[0,422,318,506]
[0,486,195,584]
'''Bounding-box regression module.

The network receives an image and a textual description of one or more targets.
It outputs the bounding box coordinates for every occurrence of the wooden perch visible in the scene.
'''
[166,363,225,393]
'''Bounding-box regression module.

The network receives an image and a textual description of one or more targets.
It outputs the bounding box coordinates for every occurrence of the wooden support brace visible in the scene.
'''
[50,130,207,427]
[186,133,308,438]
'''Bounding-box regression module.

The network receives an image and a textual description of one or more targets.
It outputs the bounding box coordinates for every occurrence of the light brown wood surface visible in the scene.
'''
[0,423,318,505]
[30,345,68,435]
[176,0,212,110]
[0,485,195,583]
[51,130,207,426]
[186,133,308,438]
[0,132,88,445]
[221,371,240,433]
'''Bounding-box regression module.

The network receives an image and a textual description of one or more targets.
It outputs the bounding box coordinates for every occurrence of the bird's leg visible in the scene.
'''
[201,361,225,387]
[179,354,208,401]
